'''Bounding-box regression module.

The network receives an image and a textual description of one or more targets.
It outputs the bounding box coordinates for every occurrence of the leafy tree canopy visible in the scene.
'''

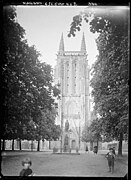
[68,6,129,155]
[2,6,60,141]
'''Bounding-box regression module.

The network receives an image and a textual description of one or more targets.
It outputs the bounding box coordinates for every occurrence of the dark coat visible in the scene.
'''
[19,168,33,176]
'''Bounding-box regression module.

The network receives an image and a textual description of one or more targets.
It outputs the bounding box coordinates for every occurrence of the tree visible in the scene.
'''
[82,126,94,143]
[89,118,102,148]
[82,118,102,150]
[34,109,61,151]
[50,124,61,141]
[2,5,26,149]
[68,6,129,156]
[2,6,60,148]
[90,8,129,156]
[21,108,61,151]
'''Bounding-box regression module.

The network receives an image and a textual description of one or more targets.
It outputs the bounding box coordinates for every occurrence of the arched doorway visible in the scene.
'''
[64,134,69,146]
[71,140,76,149]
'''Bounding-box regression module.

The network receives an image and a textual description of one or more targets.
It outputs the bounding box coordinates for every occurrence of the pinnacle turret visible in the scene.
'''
[80,33,86,52]
[59,33,64,52]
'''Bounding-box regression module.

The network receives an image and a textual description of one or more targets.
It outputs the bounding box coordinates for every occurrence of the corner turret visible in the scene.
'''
[58,33,64,54]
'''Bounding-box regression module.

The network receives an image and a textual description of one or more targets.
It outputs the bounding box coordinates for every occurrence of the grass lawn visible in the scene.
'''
[1,150,128,177]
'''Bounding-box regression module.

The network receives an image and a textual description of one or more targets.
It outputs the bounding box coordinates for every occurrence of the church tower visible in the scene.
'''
[54,33,90,151]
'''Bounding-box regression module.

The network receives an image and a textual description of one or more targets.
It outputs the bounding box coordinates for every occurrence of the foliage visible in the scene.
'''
[22,119,36,141]
[68,7,128,37]
[82,118,102,143]
[68,7,129,155]
[2,6,60,142]
[21,108,61,151]
[34,109,61,141]
[82,126,94,143]
[89,8,129,142]
[89,118,102,142]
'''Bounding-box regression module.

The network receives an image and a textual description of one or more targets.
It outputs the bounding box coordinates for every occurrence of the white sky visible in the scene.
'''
[15,6,99,111]
[15,6,99,69]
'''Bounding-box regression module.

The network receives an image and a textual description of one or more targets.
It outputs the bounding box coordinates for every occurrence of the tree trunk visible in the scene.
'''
[97,140,99,149]
[37,140,40,151]
[31,140,33,151]
[12,139,15,151]
[42,139,44,150]
[19,139,22,150]
[49,140,51,149]
[90,141,93,151]
[118,133,123,156]
[2,139,5,151]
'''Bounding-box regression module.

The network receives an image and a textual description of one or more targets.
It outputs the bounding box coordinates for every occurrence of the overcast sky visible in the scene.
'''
[15,6,99,69]
[15,5,129,111]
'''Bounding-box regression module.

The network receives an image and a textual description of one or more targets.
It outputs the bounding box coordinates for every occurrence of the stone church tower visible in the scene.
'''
[54,33,90,150]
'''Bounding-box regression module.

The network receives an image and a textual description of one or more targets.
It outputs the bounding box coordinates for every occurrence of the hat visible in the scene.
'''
[22,157,32,166]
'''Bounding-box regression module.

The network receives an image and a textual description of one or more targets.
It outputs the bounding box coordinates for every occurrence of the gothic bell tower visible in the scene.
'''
[54,33,90,151]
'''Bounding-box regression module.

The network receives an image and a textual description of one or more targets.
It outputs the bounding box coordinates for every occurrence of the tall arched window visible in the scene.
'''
[66,62,69,93]
[74,63,76,93]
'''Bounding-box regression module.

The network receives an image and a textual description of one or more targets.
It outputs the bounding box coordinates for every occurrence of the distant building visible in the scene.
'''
[54,33,91,150]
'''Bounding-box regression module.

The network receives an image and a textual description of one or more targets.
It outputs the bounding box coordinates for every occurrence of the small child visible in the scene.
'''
[19,157,35,176]
[105,148,115,173]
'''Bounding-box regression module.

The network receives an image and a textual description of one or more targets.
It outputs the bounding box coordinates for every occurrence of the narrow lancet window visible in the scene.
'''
[67,62,69,94]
